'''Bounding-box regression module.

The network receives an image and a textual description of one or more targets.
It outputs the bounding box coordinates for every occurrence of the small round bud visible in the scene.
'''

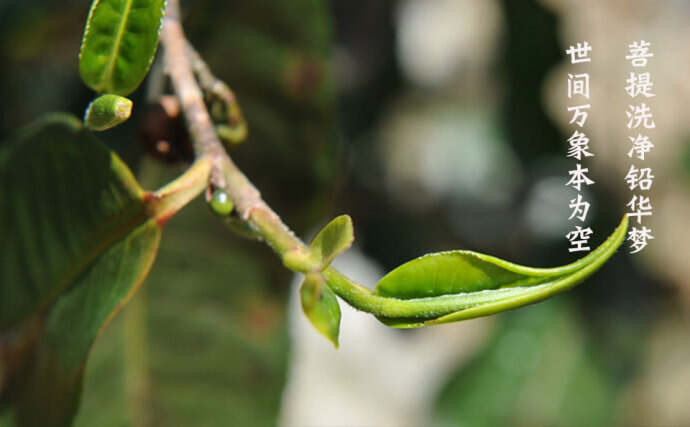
[209,189,234,216]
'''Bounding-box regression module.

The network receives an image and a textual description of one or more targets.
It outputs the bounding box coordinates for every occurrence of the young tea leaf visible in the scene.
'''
[300,273,341,347]
[79,0,167,95]
[372,216,628,327]
[309,215,354,270]
[84,94,133,131]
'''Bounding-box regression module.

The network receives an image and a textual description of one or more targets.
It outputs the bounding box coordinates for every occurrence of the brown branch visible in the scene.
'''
[185,40,246,130]
[161,0,308,257]
[185,40,248,144]
[161,1,388,319]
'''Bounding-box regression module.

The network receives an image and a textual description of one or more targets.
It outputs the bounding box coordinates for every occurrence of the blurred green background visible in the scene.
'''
[1,0,689,426]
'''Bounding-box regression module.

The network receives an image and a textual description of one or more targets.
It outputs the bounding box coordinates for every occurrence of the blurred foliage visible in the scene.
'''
[434,300,627,427]
[500,0,563,164]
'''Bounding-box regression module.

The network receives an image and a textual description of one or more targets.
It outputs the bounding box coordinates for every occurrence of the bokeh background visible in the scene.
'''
[1,0,690,426]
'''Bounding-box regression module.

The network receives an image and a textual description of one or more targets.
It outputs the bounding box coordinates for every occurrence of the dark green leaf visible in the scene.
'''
[0,114,148,330]
[14,222,160,427]
[309,215,354,270]
[300,273,341,347]
[79,0,167,95]
[0,114,163,425]
[374,216,628,327]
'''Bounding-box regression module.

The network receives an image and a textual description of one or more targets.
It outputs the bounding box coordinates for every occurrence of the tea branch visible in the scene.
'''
[159,0,408,315]
[160,0,626,324]
[161,0,332,272]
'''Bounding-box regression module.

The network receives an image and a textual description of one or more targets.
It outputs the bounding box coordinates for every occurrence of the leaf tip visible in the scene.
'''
[309,214,355,270]
[300,273,341,348]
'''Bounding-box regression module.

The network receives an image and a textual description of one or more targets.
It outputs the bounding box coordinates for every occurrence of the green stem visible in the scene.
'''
[146,158,212,225]
[320,267,540,318]
[323,215,627,322]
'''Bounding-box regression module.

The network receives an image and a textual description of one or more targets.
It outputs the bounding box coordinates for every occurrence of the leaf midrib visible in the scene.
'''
[1,207,152,332]
[100,0,135,92]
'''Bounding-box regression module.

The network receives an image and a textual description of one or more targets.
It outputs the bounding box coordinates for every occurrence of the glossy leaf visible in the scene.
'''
[0,114,164,425]
[300,273,341,347]
[83,94,132,131]
[309,215,354,270]
[373,216,628,327]
[79,0,167,95]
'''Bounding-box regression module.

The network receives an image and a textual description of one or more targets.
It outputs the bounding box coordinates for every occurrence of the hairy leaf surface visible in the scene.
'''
[374,216,628,327]
[83,94,133,131]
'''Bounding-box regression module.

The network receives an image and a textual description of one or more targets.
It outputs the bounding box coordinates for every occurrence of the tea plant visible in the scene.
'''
[0,0,627,425]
